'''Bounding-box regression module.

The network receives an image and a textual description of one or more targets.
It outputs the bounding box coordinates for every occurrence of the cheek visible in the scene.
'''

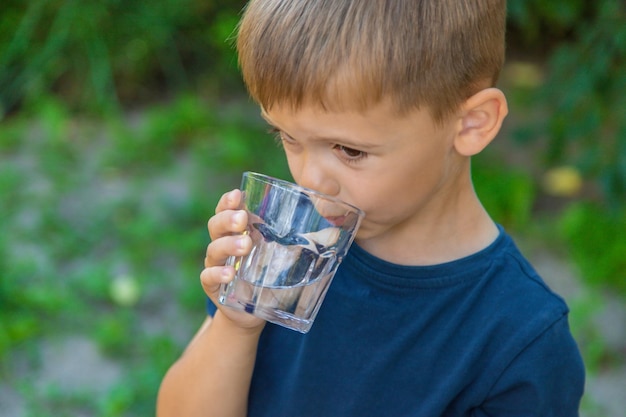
[347,175,402,217]
[284,151,303,180]
[353,164,438,218]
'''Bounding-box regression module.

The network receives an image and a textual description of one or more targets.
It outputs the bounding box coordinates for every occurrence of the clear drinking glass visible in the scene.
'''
[219,172,364,333]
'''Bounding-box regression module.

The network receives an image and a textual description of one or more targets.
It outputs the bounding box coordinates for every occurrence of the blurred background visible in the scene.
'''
[0,0,624,415]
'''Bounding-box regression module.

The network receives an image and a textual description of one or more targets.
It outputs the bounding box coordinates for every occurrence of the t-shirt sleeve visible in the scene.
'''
[474,314,585,417]
[206,297,218,316]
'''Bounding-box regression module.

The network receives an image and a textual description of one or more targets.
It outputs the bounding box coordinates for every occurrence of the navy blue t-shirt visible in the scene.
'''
[207,226,585,416]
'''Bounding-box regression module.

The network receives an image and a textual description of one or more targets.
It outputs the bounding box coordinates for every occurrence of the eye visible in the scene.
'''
[268,127,282,143]
[334,145,367,162]
[267,128,295,146]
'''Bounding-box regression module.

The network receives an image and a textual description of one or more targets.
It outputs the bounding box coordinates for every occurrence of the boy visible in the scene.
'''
[157,1,585,416]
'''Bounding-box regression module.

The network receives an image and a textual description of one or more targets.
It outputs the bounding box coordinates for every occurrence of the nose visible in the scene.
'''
[292,153,340,197]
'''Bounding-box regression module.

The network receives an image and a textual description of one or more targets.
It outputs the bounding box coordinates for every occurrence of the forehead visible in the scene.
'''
[259,96,444,147]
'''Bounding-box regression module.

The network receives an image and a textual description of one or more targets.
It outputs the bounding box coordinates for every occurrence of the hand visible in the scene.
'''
[200,189,266,330]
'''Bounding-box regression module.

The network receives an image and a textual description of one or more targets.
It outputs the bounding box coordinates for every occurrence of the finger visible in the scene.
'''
[215,189,243,214]
[208,209,248,241]
[200,265,234,298]
[204,234,252,268]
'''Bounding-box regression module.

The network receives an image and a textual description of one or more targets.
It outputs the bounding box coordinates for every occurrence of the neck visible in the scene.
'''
[357,174,498,266]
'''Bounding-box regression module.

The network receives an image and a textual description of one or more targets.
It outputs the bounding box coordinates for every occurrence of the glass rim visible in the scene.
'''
[243,171,365,217]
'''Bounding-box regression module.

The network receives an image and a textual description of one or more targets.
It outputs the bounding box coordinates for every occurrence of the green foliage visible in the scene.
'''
[0,0,247,116]
[558,202,626,297]
[0,94,287,415]
[508,0,626,207]
[473,159,536,231]
[1,2,624,413]
[542,16,625,207]
[568,291,616,373]
[508,0,591,42]
[506,0,626,305]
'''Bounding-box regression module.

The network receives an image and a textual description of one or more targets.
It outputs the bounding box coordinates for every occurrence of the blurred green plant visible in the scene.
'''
[567,289,618,373]
[508,0,592,43]
[0,0,247,116]
[473,159,536,231]
[558,202,626,297]
[506,0,626,301]
[0,93,287,415]
[1,1,624,413]
[508,0,626,207]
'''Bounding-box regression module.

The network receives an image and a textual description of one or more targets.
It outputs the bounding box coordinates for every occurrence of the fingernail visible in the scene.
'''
[236,236,247,250]
[227,189,238,205]
[233,211,246,227]
[221,267,232,282]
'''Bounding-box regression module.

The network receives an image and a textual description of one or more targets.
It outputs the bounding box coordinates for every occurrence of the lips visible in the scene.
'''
[326,211,363,228]
[325,215,347,227]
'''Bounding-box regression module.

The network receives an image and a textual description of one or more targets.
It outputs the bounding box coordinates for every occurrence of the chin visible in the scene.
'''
[354,225,379,243]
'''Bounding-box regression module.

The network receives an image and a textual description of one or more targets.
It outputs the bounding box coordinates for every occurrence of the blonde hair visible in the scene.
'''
[237,0,506,123]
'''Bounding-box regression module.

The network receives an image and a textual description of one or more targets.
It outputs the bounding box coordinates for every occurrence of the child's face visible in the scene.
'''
[261,99,465,244]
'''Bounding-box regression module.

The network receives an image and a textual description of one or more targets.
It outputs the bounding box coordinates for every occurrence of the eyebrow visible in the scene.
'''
[259,110,382,150]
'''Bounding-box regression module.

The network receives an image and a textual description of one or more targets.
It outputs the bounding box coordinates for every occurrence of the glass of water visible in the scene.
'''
[219,172,364,333]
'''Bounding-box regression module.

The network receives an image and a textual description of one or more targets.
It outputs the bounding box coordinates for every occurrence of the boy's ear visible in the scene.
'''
[454,88,508,156]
